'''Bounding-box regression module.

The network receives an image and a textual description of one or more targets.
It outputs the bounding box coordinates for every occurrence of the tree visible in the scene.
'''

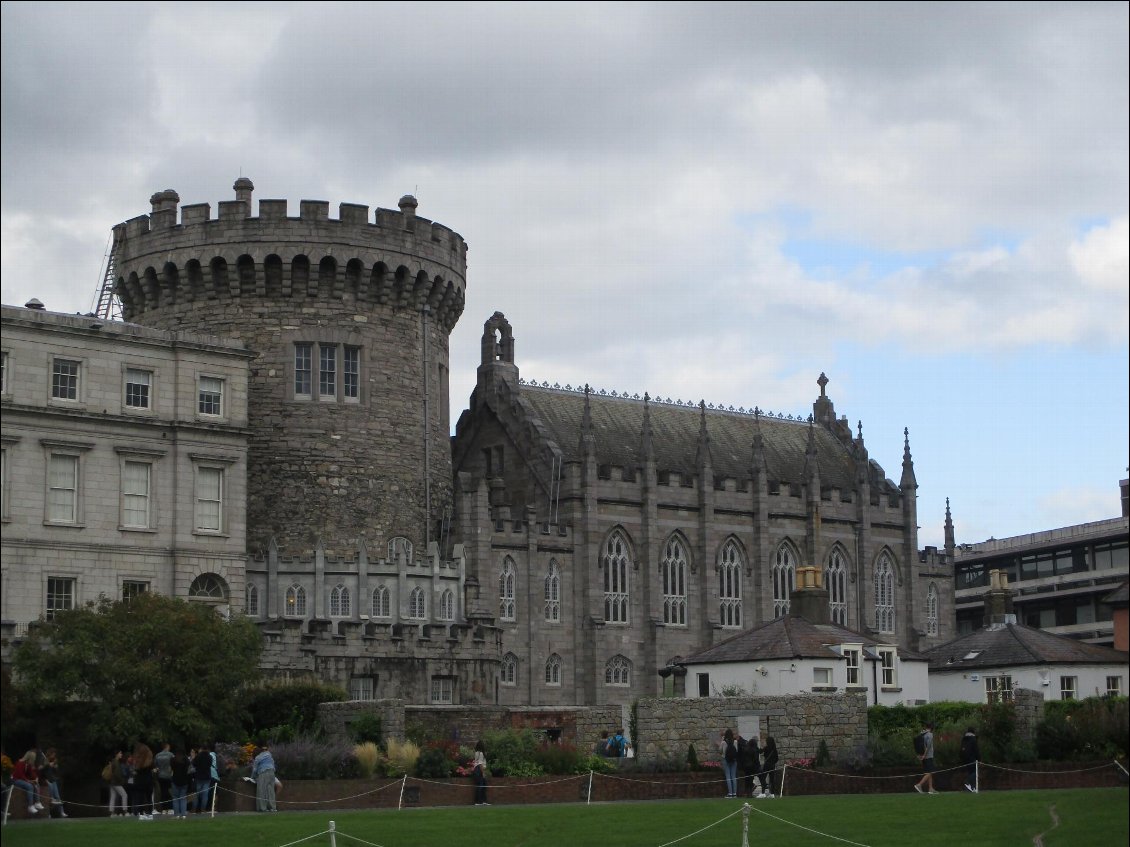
[13,593,262,749]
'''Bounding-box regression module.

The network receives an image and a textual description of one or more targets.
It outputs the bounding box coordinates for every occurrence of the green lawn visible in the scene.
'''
[2,789,1127,847]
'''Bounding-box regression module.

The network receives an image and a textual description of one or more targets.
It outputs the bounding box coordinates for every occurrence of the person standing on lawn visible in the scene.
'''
[913,722,938,795]
[738,733,760,797]
[251,743,278,812]
[758,736,779,798]
[154,741,174,814]
[719,728,739,797]
[471,740,489,806]
[960,727,980,793]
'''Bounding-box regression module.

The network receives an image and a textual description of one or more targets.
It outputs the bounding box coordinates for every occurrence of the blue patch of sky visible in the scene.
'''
[734,207,1027,280]
[828,342,1128,547]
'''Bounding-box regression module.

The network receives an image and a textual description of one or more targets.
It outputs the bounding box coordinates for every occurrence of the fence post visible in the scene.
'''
[398,775,407,810]
[210,781,218,817]
[587,771,593,805]
[329,820,337,847]
[2,781,13,826]
[741,802,751,847]
[975,760,980,792]
[779,764,787,798]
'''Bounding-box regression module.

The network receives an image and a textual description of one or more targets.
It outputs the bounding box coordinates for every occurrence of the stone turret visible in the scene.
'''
[111,181,468,559]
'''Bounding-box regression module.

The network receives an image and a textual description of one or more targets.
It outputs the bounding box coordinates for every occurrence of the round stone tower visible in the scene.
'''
[111,179,467,559]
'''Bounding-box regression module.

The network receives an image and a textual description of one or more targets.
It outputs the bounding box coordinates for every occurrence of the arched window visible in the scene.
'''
[439,588,455,621]
[329,584,351,617]
[388,536,413,564]
[501,653,518,686]
[245,583,259,617]
[545,653,562,686]
[773,544,796,617]
[499,557,516,622]
[605,654,631,686]
[874,553,895,634]
[189,573,228,600]
[285,584,306,617]
[661,536,688,626]
[544,560,561,622]
[718,540,743,628]
[926,582,939,636]
[408,586,427,620]
[603,530,631,624]
[826,548,847,626]
[371,585,391,618]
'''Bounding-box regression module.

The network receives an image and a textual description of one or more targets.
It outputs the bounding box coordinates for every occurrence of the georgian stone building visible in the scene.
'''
[1,179,954,707]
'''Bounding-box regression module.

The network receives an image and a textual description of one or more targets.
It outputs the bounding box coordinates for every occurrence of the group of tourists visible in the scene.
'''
[9,748,67,817]
[913,721,981,795]
[596,728,633,758]
[719,728,779,799]
[101,741,221,819]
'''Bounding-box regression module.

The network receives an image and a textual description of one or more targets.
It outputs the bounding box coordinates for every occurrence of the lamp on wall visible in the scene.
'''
[755,666,767,676]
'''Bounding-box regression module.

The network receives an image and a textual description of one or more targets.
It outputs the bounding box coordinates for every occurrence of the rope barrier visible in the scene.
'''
[409,773,587,790]
[1113,759,1129,778]
[794,761,968,781]
[216,777,403,806]
[979,761,1119,775]
[745,801,873,847]
[275,827,335,847]
[652,802,747,847]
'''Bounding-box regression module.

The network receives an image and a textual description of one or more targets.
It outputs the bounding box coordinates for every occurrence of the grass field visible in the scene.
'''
[2,788,1127,847]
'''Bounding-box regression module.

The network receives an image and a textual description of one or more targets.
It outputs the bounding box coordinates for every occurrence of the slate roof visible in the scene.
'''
[519,386,871,491]
[679,614,928,665]
[923,623,1130,672]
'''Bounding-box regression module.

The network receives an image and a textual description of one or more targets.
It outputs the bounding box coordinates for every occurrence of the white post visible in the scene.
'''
[741,803,751,847]
[975,760,980,792]
[1114,759,1129,778]
[329,820,338,847]
[587,770,593,805]
[2,780,13,826]
[779,764,787,798]
[398,774,407,810]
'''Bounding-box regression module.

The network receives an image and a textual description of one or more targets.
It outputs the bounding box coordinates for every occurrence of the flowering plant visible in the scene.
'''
[786,758,815,769]
[702,760,722,769]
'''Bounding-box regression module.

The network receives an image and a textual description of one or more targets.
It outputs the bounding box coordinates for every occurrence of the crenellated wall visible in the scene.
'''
[113,180,465,559]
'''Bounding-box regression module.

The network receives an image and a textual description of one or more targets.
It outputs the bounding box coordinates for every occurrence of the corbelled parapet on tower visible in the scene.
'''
[112,179,467,559]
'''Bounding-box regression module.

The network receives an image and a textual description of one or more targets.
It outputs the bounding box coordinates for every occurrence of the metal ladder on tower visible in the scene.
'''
[92,233,121,321]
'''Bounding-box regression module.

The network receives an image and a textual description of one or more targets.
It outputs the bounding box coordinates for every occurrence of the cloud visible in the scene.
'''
[1070,216,1130,294]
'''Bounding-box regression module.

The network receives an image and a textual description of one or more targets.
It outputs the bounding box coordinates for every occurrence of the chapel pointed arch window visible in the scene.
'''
[602,530,631,624]
[499,557,516,622]
[826,547,848,626]
[926,582,939,636]
[773,543,797,617]
[718,539,743,628]
[371,584,391,618]
[329,583,351,617]
[605,654,631,686]
[661,535,688,626]
[544,559,561,622]
[285,583,307,617]
[874,552,895,634]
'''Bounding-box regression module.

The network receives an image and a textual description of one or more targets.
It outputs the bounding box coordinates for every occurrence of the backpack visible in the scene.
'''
[101,762,113,782]
[725,739,737,763]
[606,736,621,757]
[913,732,927,756]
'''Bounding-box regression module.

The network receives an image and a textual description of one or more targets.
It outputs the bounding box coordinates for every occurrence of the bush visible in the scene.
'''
[482,728,543,777]
[687,743,700,770]
[271,737,360,779]
[383,738,420,777]
[416,746,456,778]
[354,742,380,778]
[533,742,588,775]
[243,681,348,741]
[815,739,830,767]
[1036,697,1129,760]
[350,711,383,746]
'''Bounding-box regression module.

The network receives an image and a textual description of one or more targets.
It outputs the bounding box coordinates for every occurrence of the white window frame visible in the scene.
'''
[602,530,631,624]
[544,560,561,622]
[389,536,413,564]
[878,646,898,687]
[245,583,259,616]
[319,343,337,400]
[1106,676,1123,697]
[430,676,454,704]
[124,367,154,411]
[0,350,8,397]
[439,588,455,621]
[46,576,76,620]
[813,666,833,687]
[499,557,516,622]
[985,674,1014,704]
[661,536,688,626]
[42,440,91,526]
[285,584,307,617]
[119,452,159,530]
[294,343,313,398]
[1059,675,1077,701]
[719,540,743,628]
[193,464,225,533]
[501,653,517,686]
[545,653,562,687]
[329,584,351,617]
[343,345,360,402]
[843,645,862,687]
[122,580,149,602]
[372,585,391,618]
[50,357,81,402]
[408,586,427,620]
[350,677,375,701]
[0,437,15,523]
[197,374,224,417]
[605,654,631,686]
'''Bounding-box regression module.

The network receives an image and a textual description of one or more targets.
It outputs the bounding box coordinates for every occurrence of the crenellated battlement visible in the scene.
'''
[111,180,467,331]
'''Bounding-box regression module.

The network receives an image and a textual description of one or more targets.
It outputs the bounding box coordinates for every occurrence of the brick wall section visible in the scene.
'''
[637,693,868,765]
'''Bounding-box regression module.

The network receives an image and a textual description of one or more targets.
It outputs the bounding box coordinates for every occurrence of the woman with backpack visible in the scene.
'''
[719,728,739,798]
[104,751,128,816]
